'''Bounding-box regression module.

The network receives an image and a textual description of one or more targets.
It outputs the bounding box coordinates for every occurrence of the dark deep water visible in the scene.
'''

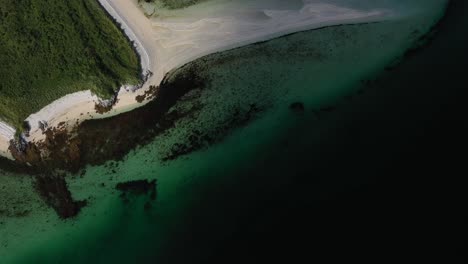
[3,0,466,263]
[170,2,467,262]
[147,1,466,263]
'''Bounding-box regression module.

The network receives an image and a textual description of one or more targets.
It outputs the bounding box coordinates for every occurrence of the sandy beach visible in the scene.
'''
[0,121,15,159]
[0,0,415,159]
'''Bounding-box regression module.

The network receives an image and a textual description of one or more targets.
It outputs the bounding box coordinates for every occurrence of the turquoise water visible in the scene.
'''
[2,1,464,262]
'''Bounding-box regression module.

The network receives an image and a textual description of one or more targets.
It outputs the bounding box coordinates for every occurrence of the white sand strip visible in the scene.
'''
[25,91,100,134]
[0,121,15,159]
[146,0,397,86]
[1,0,442,159]
[97,0,151,75]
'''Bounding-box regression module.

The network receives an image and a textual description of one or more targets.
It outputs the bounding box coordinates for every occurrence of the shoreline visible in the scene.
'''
[0,0,431,160]
[0,121,15,159]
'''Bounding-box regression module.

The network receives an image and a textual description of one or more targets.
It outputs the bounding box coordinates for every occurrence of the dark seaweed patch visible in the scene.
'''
[34,173,87,219]
[289,102,305,114]
[116,179,157,203]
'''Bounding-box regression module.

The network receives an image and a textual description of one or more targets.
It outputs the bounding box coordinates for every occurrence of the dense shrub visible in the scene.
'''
[0,0,140,128]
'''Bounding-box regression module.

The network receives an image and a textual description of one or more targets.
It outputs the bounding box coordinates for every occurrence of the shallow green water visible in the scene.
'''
[1,1,464,262]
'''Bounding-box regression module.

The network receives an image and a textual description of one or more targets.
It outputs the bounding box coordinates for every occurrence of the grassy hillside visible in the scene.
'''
[0,0,140,129]
[139,0,206,9]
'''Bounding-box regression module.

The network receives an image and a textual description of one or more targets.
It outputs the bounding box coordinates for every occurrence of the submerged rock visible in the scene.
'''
[289,102,305,114]
[116,179,157,204]
[34,173,87,219]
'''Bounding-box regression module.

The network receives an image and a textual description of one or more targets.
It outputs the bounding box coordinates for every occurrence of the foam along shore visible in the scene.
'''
[0,0,447,159]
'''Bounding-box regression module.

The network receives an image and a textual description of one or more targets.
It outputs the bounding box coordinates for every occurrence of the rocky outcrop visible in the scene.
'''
[34,173,87,219]
[116,179,157,201]
[9,66,206,172]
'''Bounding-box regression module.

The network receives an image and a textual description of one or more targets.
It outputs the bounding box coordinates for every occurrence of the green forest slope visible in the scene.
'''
[0,0,140,129]
[139,0,206,9]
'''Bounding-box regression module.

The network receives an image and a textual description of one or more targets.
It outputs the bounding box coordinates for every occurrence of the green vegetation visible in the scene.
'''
[0,0,140,129]
[139,0,206,9]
